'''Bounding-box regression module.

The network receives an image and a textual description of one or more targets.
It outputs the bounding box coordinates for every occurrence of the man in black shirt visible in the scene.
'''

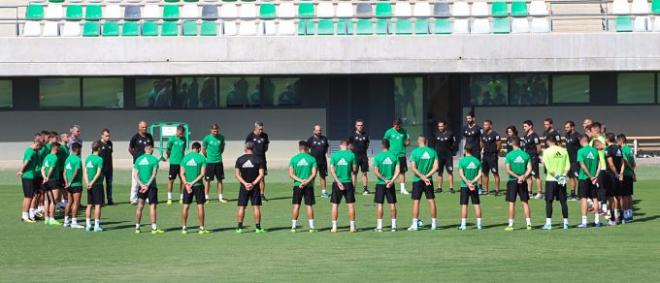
[462,112,482,160]
[563,121,581,200]
[481,120,501,196]
[522,120,543,199]
[307,125,330,198]
[543,118,562,147]
[348,119,370,195]
[98,129,114,205]
[245,121,270,201]
[129,121,154,204]
[430,120,456,194]
[235,142,266,234]
[605,133,624,225]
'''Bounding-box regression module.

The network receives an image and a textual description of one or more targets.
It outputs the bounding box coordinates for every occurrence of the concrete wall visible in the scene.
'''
[2,34,660,76]
[464,105,660,136]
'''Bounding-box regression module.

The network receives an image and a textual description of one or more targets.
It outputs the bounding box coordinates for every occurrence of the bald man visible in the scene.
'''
[129,121,154,204]
[307,125,330,197]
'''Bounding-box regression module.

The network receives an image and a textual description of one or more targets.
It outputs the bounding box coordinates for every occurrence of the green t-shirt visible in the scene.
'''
[505,149,530,181]
[84,154,104,184]
[330,149,356,183]
[374,151,398,185]
[542,146,570,181]
[36,146,48,172]
[622,145,635,177]
[166,135,186,165]
[42,153,59,181]
[133,154,160,185]
[64,154,82,187]
[458,156,481,187]
[21,147,38,180]
[576,146,599,180]
[202,134,225,163]
[410,146,437,182]
[56,144,69,171]
[181,152,206,187]
[289,152,317,186]
[383,127,410,157]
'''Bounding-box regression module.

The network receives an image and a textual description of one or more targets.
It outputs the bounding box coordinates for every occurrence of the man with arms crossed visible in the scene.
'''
[373,140,400,232]
[288,141,318,233]
[407,136,439,231]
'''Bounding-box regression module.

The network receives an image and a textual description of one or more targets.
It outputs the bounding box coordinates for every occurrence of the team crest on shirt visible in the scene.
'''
[514,156,525,163]
[383,157,393,165]
[242,160,255,168]
[467,162,477,169]
[297,159,309,167]
[186,159,197,166]
[421,152,431,159]
[138,158,150,166]
[337,158,348,166]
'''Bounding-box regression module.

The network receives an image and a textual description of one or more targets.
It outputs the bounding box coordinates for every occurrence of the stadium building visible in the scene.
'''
[1,0,659,164]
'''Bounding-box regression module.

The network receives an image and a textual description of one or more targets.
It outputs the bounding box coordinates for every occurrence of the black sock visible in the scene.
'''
[237,222,243,229]
[256,223,261,229]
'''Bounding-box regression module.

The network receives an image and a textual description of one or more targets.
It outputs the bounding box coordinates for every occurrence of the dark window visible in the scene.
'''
[0,80,12,108]
[510,74,549,105]
[83,78,124,108]
[618,73,655,104]
[135,78,174,108]
[470,75,508,106]
[39,78,80,108]
[177,77,218,108]
[262,77,302,106]
[552,75,590,103]
[219,76,260,108]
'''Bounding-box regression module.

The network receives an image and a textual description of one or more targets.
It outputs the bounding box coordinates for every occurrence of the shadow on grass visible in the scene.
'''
[631,215,660,223]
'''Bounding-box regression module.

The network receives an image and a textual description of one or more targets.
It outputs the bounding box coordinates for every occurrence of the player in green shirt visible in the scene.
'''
[180,142,209,234]
[372,140,400,232]
[63,143,84,229]
[165,125,187,205]
[541,136,571,230]
[617,134,635,222]
[133,144,164,234]
[383,119,411,195]
[56,133,70,210]
[504,137,533,231]
[576,135,601,228]
[457,144,483,230]
[17,133,42,223]
[288,141,318,233]
[407,136,439,231]
[84,142,105,232]
[41,142,61,226]
[329,140,357,233]
[202,124,227,203]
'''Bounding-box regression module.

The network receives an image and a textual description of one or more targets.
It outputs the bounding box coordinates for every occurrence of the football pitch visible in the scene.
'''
[1,167,660,282]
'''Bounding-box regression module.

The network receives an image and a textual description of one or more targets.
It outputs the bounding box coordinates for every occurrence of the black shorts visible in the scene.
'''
[606,173,622,197]
[204,162,224,181]
[21,179,35,198]
[316,159,328,178]
[468,146,481,161]
[330,182,355,204]
[437,157,453,174]
[87,184,104,205]
[481,154,499,174]
[529,156,540,177]
[355,153,369,173]
[44,179,60,191]
[398,156,408,173]
[238,185,262,206]
[259,155,268,176]
[578,179,597,199]
[374,184,397,204]
[137,186,158,204]
[34,177,45,192]
[183,185,206,204]
[66,186,82,194]
[412,180,435,200]
[621,176,633,196]
[569,162,580,178]
[506,180,529,202]
[545,181,567,201]
[168,164,181,180]
[292,185,315,206]
[460,187,480,205]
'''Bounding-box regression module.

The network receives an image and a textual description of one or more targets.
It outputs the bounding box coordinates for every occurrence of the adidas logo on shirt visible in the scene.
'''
[86,161,93,168]
[383,157,393,165]
[586,152,595,159]
[242,160,255,168]
[44,161,50,167]
[467,162,477,169]
[297,159,309,167]
[65,163,72,170]
[514,156,525,163]
[138,158,150,165]
[421,152,431,159]
[337,158,348,166]
[186,159,197,166]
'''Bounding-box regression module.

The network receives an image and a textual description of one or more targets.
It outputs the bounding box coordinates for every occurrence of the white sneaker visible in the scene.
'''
[407,225,418,231]
[63,222,70,228]
[401,189,410,195]
[70,223,84,229]
[534,193,543,200]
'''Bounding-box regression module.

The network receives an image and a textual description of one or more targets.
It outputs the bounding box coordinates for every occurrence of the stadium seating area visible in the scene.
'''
[21,0,555,36]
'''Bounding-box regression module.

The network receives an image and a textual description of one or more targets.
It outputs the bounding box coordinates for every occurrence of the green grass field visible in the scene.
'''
[1,167,660,282]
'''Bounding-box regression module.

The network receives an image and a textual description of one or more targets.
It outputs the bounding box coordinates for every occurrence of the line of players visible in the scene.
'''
[17,115,636,233]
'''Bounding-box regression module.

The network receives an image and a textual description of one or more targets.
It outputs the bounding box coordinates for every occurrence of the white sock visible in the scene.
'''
[350,220,356,229]
[508,219,514,227]
[86,218,91,226]
[29,208,35,218]
[431,218,437,228]
[461,218,467,226]
[167,192,172,200]
[205,195,210,201]
[391,219,397,229]
[376,219,383,230]
[308,219,315,229]
[64,216,70,223]
[331,220,337,229]
[412,218,418,228]
[21,212,28,220]
[546,218,552,225]
[563,218,569,225]
[400,183,406,191]
[321,189,327,194]
[601,203,607,212]
[219,194,224,200]
[581,216,587,225]
[94,219,100,227]
[200,226,205,230]
[594,214,600,224]
[179,193,183,199]
[135,223,141,229]
[151,223,158,230]
[291,219,297,229]
[525,218,532,226]
[38,206,44,212]
[182,225,187,230]
[72,218,78,224]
